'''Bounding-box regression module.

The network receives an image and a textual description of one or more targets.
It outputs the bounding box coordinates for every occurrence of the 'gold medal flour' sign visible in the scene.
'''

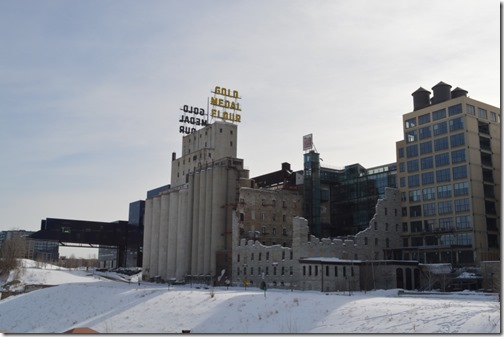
[178,86,242,135]
[210,86,242,123]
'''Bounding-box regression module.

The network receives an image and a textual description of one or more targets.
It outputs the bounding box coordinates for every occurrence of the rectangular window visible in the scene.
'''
[432,108,446,121]
[436,168,451,183]
[435,153,450,167]
[490,111,498,122]
[454,198,470,213]
[421,172,435,185]
[406,144,419,158]
[419,141,433,155]
[408,189,421,202]
[466,104,475,116]
[453,181,469,196]
[448,103,462,116]
[451,149,466,164]
[334,266,338,277]
[456,216,472,229]
[449,117,464,132]
[398,148,404,158]
[419,126,432,140]
[418,113,431,125]
[422,187,436,201]
[421,156,434,170]
[434,137,449,151]
[409,205,422,217]
[423,203,436,216]
[438,201,453,214]
[478,108,488,119]
[400,177,406,188]
[450,133,465,147]
[410,221,422,232]
[433,121,448,136]
[457,233,472,246]
[405,130,418,143]
[408,175,420,187]
[407,159,419,172]
[439,217,454,230]
[405,117,417,129]
[437,184,452,198]
[399,162,405,172]
[452,165,467,180]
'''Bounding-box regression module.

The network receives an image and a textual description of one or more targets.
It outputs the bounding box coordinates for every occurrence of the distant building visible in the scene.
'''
[0,230,59,262]
[396,82,500,265]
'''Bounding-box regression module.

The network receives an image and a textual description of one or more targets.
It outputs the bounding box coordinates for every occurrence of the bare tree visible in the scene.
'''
[0,235,25,272]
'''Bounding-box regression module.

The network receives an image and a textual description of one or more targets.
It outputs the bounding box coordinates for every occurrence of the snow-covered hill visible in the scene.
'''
[0,260,500,333]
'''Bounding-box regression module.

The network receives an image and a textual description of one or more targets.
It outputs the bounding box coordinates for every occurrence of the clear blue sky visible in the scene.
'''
[0,0,500,250]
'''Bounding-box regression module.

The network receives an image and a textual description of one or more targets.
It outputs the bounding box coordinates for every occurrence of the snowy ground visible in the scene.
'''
[0,260,500,334]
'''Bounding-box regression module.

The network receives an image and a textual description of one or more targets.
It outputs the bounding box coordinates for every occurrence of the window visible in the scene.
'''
[411,237,423,247]
[266,252,269,260]
[419,141,432,155]
[418,113,431,125]
[407,160,419,172]
[399,162,405,172]
[454,198,470,213]
[448,103,462,116]
[411,221,422,233]
[398,148,404,158]
[434,137,449,151]
[421,171,435,185]
[409,205,422,217]
[437,184,452,198]
[466,104,475,116]
[419,126,432,140]
[451,149,466,164]
[438,201,453,214]
[432,108,446,121]
[433,121,448,136]
[272,227,277,235]
[364,237,368,245]
[456,216,472,229]
[457,233,472,246]
[400,177,406,187]
[436,168,451,183]
[449,117,464,132]
[452,165,467,180]
[405,117,417,129]
[490,111,498,122]
[334,266,338,277]
[450,133,465,147]
[478,108,488,119]
[453,181,469,196]
[409,189,421,202]
[421,156,434,170]
[423,203,437,216]
[258,252,262,261]
[402,222,408,232]
[422,187,436,201]
[251,253,254,260]
[435,153,450,167]
[405,130,418,143]
[439,217,454,230]
[406,144,419,158]
[408,175,420,187]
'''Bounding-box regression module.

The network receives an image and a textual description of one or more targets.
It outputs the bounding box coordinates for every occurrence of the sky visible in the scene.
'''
[0,260,499,333]
[0,1,500,244]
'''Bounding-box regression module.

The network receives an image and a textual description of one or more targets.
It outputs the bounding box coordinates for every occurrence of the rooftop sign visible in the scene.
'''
[210,86,242,123]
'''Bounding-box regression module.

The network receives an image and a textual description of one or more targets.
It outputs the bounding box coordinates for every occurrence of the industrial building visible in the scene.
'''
[141,121,250,282]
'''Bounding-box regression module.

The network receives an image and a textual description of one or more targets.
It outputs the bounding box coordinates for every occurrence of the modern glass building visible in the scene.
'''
[303,151,397,238]
[396,82,500,265]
